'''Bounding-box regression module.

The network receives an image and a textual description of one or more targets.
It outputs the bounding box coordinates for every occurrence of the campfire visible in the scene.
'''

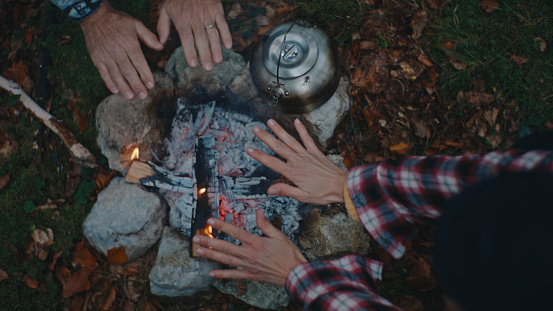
[125,100,307,258]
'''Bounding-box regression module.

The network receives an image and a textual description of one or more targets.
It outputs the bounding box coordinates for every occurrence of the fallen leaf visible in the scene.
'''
[73,242,96,268]
[107,246,128,265]
[405,253,438,291]
[71,296,85,311]
[37,198,65,211]
[410,11,428,40]
[425,0,442,9]
[423,67,438,88]
[123,279,141,302]
[480,0,499,13]
[32,228,54,246]
[0,140,19,159]
[121,266,140,277]
[442,41,453,49]
[535,37,547,52]
[417,54,433,67]
[448,58,468,70]
[94,170,118,192]
[0,269,8,282]
[63,268,91,299]
[412,120,430,139]
[36,247,48,261]
[457,91,495,105]
[507,53,529,65]
[343,153,354,168]
[423,148,438,156]
[390,143,410,155]
[23,275,38,289]
[360,41,377,50]
[544,120,553,130]
[102,287,117,310]
[361,108,373,129]
[227,3,243,19]
[0,174,9,190]
[444,140,463,148]
[49,251,63,271]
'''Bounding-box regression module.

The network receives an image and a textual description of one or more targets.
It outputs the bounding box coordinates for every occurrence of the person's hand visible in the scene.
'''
[194,209,307,286]
[247,119,348,205]
[157,0,232,72]
[79,2,163,101]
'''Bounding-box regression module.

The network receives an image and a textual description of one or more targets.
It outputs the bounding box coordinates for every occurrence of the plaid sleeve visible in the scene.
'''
[285,255,402,310]
[50,0,104,21]
[347,150,553,259]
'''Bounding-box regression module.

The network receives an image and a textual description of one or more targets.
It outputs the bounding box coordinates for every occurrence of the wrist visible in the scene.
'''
[79,1,112,27]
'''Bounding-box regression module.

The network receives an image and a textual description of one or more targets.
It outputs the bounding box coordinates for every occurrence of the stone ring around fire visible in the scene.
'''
[205,24,216,30]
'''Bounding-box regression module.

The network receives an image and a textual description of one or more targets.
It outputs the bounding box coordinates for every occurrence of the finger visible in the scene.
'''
[193,234,244,258]
[95,62,119,94]
[267,119,307,154]
[255,208,283,238]
[294,119,320,153]
[157,9,171,45]
[105,58,134,100]
[177,24,198,68]
[267,184,310,203]
[252,125,296,159]
[215,13,232,49]
[206,27,223,64]
[192,23,213,71]
[136,21,163,51]
[196,246,246,267]
[246,147,290,176]
[208,269,255,280]
[207,218,254,244]
[117,52,148,100]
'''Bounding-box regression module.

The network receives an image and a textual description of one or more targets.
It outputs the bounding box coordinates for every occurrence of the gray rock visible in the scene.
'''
[96,72,175,173]
[149,227,221,297]
[166,47,246,103]
[83,177,166,261]
[298,209,371,261]
[304,77,352,147]
[214,279,290,310]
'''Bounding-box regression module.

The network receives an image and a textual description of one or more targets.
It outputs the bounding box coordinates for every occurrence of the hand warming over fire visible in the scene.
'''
[247,119,349,205]
[79,2,163,101]
[194,209,307,286]
[157,0,232,72]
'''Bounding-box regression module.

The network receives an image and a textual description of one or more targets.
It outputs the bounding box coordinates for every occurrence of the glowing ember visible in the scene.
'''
[198,188,206,195]
[131,148,140,161]
[203,225,213,238]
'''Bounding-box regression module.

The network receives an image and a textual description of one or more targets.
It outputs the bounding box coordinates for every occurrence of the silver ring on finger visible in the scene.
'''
[205,24,216,30]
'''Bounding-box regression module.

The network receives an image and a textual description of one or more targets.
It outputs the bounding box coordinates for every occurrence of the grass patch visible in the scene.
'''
[424,0,553,129]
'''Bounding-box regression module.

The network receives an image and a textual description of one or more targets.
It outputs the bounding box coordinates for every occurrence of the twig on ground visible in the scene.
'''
[0,75,96,168]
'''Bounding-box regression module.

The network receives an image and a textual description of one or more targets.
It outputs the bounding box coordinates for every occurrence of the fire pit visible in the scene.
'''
[84,47,368,310]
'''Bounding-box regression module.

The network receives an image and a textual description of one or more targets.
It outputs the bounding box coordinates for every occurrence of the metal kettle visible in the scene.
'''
[250,22,340,114]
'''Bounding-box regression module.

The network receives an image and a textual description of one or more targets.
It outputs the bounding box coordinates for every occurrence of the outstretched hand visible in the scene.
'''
[79,2,163,101]
[157,0,232,72]
[247,119,348,205]
[194,209,307,286]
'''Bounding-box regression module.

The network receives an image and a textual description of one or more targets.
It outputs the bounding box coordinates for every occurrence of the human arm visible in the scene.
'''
[78,1,163,101]
[157,0,232,72]
[194,209,401,310]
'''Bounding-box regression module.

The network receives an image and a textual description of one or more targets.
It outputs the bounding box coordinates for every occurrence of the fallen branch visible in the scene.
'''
[0,75,96,168]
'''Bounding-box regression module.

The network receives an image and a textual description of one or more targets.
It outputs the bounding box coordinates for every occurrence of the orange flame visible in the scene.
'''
[203,225,213,238]
[131,148,139,161]
[199,188,206,194]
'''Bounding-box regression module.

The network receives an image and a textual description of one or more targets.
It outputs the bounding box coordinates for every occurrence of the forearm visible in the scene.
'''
[50,0,105,21]
[285,255,401,310]
[347,149,553,258]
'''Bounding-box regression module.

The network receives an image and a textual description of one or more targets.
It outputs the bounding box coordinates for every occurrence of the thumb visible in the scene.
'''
[256,208,281,238]
[136,21,163,50]
[157,8,171,45]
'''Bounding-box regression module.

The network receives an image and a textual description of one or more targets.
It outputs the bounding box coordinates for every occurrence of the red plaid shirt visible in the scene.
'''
[285,150,553,310]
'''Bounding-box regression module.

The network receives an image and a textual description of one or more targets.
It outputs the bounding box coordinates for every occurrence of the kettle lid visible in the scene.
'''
[262,22,321,79]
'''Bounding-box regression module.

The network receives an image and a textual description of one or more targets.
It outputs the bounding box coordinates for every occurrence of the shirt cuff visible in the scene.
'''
[344,178,360,221]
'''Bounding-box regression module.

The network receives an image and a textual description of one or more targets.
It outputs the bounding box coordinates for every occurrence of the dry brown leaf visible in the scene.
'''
[507,53,529,65]
[23,275,38,289]
[448,58,468,70]
[480,0,499,13]
[2,62,33,94]
[360,41,377,50]
[417,54,433,67]
[535,37,547,52]
[0,269,8,282]
[544,120,553,130]
[412,120,430,139]
[36,247,48,261]
[107,246,128,265]
[442,41,453,49]
[361,109,373,129]
[37,198,65,211]
[444,140,463,148]
[423,148,438,156]
[0,174,9,190]
[123,279,141,302]
[364,153,384,163]
[343,153,354,168]
[405,253,438,292]
[390,143,410,155]
[73,242,96,268]
[227,3,243,19]
[121,266,140,277]
[457,91,495,105]
[400,62,416,78]
[425,0,442,9]
[423,67,438,88]
[71,296,85,311]
[49,251,63,271]
[410,11,428,40]
[63,268,91,299]
[0,140,19,159]
[31,228,54,246]
[102,287,117,310]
